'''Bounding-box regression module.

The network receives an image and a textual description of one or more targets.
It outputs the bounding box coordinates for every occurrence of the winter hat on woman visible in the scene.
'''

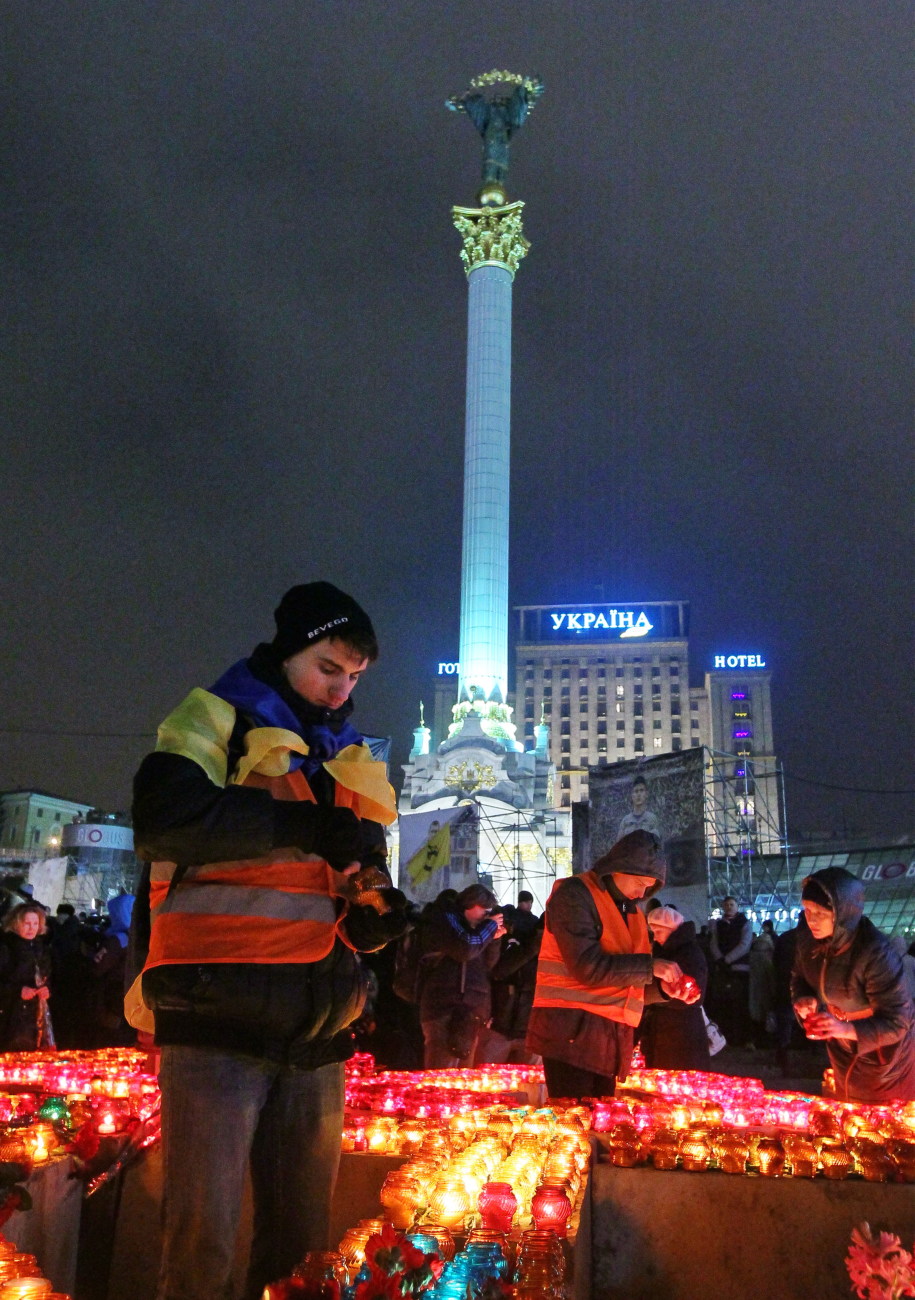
[648,905,684,931]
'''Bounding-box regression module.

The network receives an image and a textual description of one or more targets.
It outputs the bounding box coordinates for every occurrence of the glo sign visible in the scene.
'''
[713,654,767,669]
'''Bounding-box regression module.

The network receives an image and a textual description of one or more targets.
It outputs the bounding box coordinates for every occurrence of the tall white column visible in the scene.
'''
[452,202,529,727]
[459,262,513,703]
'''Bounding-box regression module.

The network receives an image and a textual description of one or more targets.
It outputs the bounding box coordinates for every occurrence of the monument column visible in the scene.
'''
[452,204,529,709]
[447,70,542,746]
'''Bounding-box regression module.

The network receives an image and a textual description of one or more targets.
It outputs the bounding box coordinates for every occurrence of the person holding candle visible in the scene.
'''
[792,867,915,1103]
[130,582,410,1300]
[0,904,54,1051]
[526,830,699,1099]
[639,905,711,1071]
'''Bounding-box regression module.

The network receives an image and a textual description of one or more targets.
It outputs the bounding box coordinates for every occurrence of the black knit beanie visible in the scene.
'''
[271,582,378,661]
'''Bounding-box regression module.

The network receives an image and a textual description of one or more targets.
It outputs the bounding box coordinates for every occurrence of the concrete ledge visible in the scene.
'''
[590,1161,915,1299]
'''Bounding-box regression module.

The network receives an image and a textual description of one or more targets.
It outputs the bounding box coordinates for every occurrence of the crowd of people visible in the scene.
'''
[0,890,136,1053]
[4,580,911,1300]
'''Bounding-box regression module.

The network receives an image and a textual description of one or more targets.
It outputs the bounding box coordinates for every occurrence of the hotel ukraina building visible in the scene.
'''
[431,600,780,848]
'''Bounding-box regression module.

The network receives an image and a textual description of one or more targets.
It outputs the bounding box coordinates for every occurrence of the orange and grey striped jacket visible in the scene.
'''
[141,688,397,972]
[144,771,371,969]
[532,871,651,1027]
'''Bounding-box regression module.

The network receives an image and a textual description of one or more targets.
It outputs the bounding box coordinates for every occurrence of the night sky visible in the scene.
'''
[2,2,912,841]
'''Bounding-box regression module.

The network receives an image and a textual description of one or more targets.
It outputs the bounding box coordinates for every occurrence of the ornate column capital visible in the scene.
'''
[451,201,529,277]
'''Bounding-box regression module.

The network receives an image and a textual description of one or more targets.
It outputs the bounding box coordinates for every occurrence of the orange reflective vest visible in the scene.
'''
[532,872,651,1027]
[145,769,371,969]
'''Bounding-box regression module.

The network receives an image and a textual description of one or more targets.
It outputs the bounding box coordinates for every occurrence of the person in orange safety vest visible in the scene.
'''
[527,829,699,1099]
[129,582,409,1300]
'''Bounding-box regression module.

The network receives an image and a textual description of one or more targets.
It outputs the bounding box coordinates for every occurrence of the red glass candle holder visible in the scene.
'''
[478,1180,518,1232]
[530,1184,572,1237]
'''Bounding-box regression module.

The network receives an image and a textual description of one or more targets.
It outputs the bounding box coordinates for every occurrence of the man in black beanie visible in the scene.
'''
[130,581,408,1300]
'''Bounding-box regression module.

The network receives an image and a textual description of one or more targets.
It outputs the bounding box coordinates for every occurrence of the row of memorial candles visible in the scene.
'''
[0,1050,912,1182]
[0,1234,70,1297]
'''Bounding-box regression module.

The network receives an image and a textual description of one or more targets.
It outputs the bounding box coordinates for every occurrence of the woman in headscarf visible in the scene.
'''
[0,903,54,1050]
[640,905,711,1071]
[792,867,915,1103]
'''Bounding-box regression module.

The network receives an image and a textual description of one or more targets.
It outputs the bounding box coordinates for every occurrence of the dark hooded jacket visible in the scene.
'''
[525,830,668,1078]
[792,867,915,1103]
[415,900,502,1024]
[639,920,711,1071]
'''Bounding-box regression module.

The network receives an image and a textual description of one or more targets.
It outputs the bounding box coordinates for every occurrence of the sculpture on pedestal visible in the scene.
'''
[447,69,544,207]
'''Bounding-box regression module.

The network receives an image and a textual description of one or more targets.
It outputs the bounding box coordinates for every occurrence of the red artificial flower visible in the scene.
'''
[846,1223,915,1300]
[67,1121,101,1163]
[358,1223,443,1296]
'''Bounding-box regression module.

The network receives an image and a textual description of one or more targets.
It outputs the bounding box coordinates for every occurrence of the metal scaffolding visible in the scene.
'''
[703,746,795,919]
[471,800,572,913]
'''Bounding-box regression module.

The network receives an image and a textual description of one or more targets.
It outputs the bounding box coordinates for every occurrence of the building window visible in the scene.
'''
[543,669,552,680]
[652,684,661,697]
[670,664,680,676]
[672,719,681,733]
[653,719,662,729]
[597,722,607,734]
[634,739,644,752]
[616,668,624,678]
[597,684,606,697]
[691,718,699,730]
[652,702,661,712]
[671,682,680,695]
[617,720,625,731]
[598,668,606,678]
[690,700,699,711]
[616,684,625,697]
[616,702,623,714]
[672,738,682,751]
[633,669,642,679]
[634,721,644,735]
[652,668,660,678]
[616,738,625,749]
[561,686,570,697]
[633,703,643,717]
[580,720,589,731]
[653,737,664,749]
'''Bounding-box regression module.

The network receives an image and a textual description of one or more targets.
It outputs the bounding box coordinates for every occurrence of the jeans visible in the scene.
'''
[421,1013,481,1069]
[156,1045,344,1300]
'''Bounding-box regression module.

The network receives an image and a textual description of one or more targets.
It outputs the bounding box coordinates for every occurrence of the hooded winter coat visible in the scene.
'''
[792,867,915,1103]
[525,830,667,1078]
[640,920,711,1071]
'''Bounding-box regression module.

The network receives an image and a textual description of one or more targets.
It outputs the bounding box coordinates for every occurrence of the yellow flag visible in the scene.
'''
[407,822,451,887]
